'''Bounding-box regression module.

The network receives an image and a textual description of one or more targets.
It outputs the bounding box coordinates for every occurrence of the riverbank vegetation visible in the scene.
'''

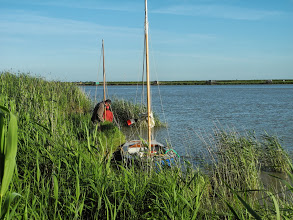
[1,71,293,219]
[111,98,164,127]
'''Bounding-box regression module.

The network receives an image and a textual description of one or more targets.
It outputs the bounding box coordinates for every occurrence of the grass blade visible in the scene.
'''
[0,192,21,220]
[0,112,5,184]
[53,175,58,201]
[266,191,280,220]
[224,200,241,220]
[224,182,262,220]
[0,113,18,198]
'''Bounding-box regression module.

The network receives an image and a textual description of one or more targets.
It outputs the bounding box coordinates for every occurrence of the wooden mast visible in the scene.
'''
[145,0,151,154]
[102,39,106,118]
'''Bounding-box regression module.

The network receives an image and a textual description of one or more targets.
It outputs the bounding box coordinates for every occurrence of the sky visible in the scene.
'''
[0,0,292,82]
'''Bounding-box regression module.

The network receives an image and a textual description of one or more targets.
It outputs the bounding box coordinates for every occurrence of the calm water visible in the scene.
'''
[81,85,293,156]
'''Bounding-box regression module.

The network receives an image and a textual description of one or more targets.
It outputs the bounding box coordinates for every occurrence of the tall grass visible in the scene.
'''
[1,71,292,219]
[111,98,164,127]
[0,71,127,218]
[198,127,292,219]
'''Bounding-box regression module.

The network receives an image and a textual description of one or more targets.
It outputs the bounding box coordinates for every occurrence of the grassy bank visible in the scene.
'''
[1,71,293,219]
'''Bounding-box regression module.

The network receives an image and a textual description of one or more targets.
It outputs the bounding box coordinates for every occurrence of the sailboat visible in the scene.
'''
[120,0,178,165]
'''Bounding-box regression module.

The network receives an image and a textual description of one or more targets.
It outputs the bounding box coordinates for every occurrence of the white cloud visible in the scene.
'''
[41,1,140,12]
[153,4,283,20]
[0,11,139,36]
[3,0,141,13]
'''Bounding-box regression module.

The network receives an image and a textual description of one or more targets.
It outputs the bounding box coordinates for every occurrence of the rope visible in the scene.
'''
[148,27,173,147]
[129,24,174,151]
[126,27,147,141]
[95,44,104,103]
[165,149,180,158]
[135,27,146,113]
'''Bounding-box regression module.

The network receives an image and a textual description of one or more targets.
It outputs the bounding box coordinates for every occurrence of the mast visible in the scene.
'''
[102,39,106,118]
[145,0,151,153]
[102,39,106,102]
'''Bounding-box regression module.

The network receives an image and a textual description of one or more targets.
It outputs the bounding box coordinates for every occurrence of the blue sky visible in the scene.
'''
[1,0,292,82]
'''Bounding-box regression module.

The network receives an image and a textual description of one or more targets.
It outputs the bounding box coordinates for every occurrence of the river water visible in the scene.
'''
[81,84,293,157]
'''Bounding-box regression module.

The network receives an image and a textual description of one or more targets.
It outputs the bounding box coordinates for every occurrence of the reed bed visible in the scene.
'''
[195,127,293,219]
[0,71,292,219]
[111,98,164,128]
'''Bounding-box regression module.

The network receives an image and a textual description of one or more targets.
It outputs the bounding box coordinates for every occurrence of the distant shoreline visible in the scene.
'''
[75,79,293,86]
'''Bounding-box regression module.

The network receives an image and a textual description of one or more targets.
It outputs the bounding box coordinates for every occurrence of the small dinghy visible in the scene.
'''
[121,139,178,166]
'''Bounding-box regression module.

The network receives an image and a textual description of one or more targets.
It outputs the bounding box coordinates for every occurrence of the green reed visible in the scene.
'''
[199,127,293,219]
[0,104,20,219]
[110,98,164,127]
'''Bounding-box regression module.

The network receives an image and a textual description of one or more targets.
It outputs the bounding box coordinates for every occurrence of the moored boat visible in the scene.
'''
[118,0,179,166]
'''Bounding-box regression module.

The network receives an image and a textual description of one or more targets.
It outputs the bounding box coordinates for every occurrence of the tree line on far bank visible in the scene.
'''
[76,79,293,86]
